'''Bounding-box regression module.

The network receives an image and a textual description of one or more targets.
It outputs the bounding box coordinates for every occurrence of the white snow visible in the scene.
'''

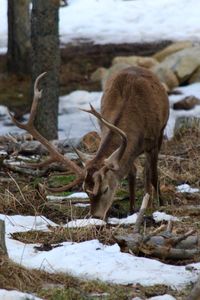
[0,150,8,156]
[148,295,176,300]
[66,192,89,199]
[64,218,106,228]
[166,83,200,138]
[0,214,57,234]
[1,1,200,140]
[176,183,200,193]
[153,211,179,223]
[108,213,138,225]
[1,0,200,52]
[5,237,199,288]
[46,192,89,202]
[74,203,90,207]
[59,91,101,139]
[0,289,42,300]
[0,83,200,140]
[59,82,200,140]
[1,213,200,290]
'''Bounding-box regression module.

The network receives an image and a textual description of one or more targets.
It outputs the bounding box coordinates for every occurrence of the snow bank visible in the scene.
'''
[1,0,200,53]
[1,214,200,289]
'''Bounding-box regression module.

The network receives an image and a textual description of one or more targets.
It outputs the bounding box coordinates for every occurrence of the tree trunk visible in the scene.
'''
[7,0,31,74]
[0,220,7,256]
[31,0,60,140]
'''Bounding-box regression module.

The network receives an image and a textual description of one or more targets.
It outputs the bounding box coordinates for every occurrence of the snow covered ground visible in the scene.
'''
[0,82,200,140]
[1,0,200,52]
[1,1,200,298]
[0,213,199,291]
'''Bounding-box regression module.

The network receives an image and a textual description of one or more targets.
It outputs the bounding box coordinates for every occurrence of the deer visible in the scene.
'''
[9,66,169,220]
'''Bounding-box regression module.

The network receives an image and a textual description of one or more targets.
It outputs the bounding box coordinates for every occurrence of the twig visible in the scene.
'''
[133,193,149,234]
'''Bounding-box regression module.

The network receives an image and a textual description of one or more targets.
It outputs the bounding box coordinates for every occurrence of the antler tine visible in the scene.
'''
[8,72,46,131]
[82,104,127,162]
[29,72,47,125]
[83,104,127,141]
[44,176,83,193]
[9,72,84,180]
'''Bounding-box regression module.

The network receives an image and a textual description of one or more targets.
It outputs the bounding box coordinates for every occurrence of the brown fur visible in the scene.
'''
[83,66,169,219]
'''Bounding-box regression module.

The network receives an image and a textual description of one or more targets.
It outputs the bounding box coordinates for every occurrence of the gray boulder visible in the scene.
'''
[153,41,193,62]
[158,46,200,84]
[112,55,158,69]
[151,65,179,91]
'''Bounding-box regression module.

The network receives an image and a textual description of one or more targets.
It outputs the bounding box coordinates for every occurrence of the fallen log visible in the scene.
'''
[115,194,199,261]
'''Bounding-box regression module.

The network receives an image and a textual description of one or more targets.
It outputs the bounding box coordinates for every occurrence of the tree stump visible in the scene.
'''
[0,220,8,256]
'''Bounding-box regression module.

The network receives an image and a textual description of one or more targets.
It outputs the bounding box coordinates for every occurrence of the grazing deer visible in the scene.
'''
[10,66,169,219]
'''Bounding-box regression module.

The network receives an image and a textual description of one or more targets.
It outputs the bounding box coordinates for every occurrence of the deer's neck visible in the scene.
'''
[93,130,143,179]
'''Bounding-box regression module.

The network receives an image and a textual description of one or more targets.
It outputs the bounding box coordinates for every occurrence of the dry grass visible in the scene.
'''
[0,255,44,291]
[1,125,200,299]
[11,224,123,246]
[0,255,138,300]
[160,125,200,187]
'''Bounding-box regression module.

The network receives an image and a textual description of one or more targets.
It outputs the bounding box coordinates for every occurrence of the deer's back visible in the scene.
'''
[101,66,169,143]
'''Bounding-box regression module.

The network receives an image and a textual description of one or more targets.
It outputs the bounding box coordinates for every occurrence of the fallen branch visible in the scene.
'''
[115,194,200,261]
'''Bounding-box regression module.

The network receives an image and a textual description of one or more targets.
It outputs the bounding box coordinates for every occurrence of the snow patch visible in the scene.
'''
[176,183,199,193]
[153,211,179,223]
[0,289,42,300]
[64,218,106,228]
[108,213,138,225]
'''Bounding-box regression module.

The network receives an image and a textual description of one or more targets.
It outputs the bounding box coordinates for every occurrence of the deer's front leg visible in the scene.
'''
[128,163,137,213]
[145,147,163,207]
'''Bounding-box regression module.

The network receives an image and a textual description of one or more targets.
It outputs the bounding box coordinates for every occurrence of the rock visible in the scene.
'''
[153,41,193,62]
[174,116,200,134]
[189,66,200,84]
[79,131,100,153]
[90,67,108,82]
[151,65,179,91]
[158,46,200,84]
[20,141,47,155]
[173,96,200,110]
[112,55,158,69]
[101,63,130,89]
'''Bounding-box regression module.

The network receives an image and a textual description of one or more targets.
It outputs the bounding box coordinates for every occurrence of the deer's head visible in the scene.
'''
[80,105,128,219]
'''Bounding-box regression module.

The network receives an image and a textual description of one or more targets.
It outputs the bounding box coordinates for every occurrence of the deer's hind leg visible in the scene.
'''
[144,131,165,207]
[128,163,137,213]
[144,144,160,207]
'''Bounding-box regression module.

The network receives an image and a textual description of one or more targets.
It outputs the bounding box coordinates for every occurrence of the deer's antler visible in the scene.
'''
[82,104,127,168]
[9,72,84,189]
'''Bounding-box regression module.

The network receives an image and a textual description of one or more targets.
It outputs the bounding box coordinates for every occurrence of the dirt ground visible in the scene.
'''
[0,41,200,300]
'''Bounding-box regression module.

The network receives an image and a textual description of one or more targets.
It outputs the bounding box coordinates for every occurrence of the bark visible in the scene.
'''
[0,220,7,256]
[187,275,200,300]
[31,0,60,140]
[7,0,31,74]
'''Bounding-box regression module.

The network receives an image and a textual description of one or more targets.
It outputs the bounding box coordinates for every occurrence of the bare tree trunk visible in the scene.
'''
[31,0,60,140]
[0,220,7,256]
[7,0,31,74]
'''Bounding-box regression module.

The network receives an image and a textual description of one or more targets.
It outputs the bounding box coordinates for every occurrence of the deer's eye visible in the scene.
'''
[102,186,109,194]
